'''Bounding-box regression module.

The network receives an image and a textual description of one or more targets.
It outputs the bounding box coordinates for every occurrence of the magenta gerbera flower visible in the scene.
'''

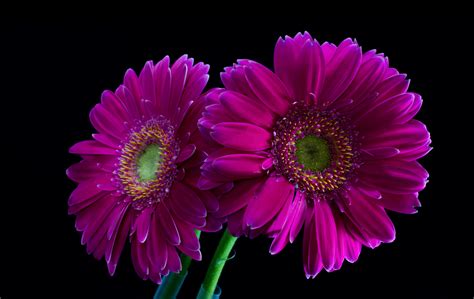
[198,32,431,277]
[67,55,221,283]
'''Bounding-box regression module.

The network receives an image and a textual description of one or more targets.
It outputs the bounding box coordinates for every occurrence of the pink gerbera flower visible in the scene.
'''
[67,55,221,283]
[198,32,431,277]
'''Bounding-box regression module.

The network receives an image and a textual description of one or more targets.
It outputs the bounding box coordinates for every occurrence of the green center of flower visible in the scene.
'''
[137,144,162,182]
[295,135,331,172]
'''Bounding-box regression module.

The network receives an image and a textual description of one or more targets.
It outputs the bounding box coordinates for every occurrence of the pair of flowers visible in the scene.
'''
[67,32,431,296]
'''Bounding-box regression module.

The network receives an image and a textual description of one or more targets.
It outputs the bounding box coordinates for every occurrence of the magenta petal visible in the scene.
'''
[135,208,153,243]
[274,33,325,104]
[176,144,196,163]
[220,91,275,129]
[220,64,256,98]
[376,74,410,102]
[320,39,362,106]
[244,175,294,229]
[363,120,431,156]
[335,51,386,108]
[131,237,149,278]
[345,187,396,243]
[379,192,421,214]
[212,154,266,179]
[321,42,337,61]
[399,93,422,123]
[90,104,127,140]
[157,203,181,245]
[289,192,306,243]
[210,122,271,151]
[227,209,245,236]
[79,195,116,245]
[153,56,172,117]
[355,93,417,129]
[269,191,306,254]
[67,160,102,183]
[180,62,210,107]
[100,90,129,122]
[360,160,428,194]
[243,61,290,115]
[124,68,142,105]
[148,213,168,271]
[216,178,264,218]
[68,179,104,206]
[174,216,200,252]
[361,147,400,160]
[70,140,117,156]
[106,208,132,275]
[166,245,182,273]
[139,61,157,107]
[313,200,337,270]
[169,182,206,227]
[265,192,293,236]
[303,208,323,278]
[93,133,120,149]
[194,189,219,214]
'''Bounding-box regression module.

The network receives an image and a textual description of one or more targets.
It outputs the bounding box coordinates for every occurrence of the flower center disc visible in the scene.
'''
[272,104,358,198]
[116,118,179,209]
[137,144,162,182]
[295,135,331,172]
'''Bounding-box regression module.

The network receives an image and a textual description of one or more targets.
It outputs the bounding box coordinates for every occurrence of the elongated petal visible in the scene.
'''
[244,176,294,229]
[210,122,271,151]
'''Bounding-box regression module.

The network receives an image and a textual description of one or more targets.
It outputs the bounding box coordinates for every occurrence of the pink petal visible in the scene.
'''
[269,191,306,254]
[303,208,323,278]
[174,215,200,252]
[274,33,325,104]
[379,192,421,214]
[70,140,117,156]
[216,178,264,218]
[243,61,290,115]
[355,93,417,129]
[344,187,396,243]
[156,202,181,245]
[360,160,428,194]
[169,182,206,227]
[176,144,196,163]
[134,208,153,243]
[145,215,168,274]
[313,200,337,270]
[220,91,275,129]
[244,175,295,229]
[90,104,127,140]
[106,206,132,275]
[362,120,431,158]
[153,56,172,118]
[319,38,362,107]
[68,179,105,206]
[210,122,271,151]
[212,154,266,180]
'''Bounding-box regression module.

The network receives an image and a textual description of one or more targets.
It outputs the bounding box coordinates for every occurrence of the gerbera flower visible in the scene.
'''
[198,32,431,277]
[67,55,221,283]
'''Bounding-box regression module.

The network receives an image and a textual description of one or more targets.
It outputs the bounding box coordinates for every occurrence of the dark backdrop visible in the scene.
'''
[1,15,471,298]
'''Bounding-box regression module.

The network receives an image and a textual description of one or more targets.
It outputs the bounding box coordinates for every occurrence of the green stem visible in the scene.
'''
[154,230,201,299]
[197,229,238,299]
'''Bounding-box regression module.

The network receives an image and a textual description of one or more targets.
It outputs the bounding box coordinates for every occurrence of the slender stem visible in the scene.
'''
[197,229,238,299]
[154,230,201,299]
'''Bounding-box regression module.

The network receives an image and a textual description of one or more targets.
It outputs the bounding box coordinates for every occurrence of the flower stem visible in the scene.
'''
[154,230,201,299]
[197,229,237,299]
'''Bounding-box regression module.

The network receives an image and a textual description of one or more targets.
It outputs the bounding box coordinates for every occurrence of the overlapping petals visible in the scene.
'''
[67,56,221,283]
[198,32,431,277]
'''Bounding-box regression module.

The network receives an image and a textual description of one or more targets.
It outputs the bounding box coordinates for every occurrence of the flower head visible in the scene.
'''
[198,32,431,277]
[67,55,221,283]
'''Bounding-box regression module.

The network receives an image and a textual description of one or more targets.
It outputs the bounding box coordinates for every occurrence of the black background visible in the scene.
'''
[1,15,472,298]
